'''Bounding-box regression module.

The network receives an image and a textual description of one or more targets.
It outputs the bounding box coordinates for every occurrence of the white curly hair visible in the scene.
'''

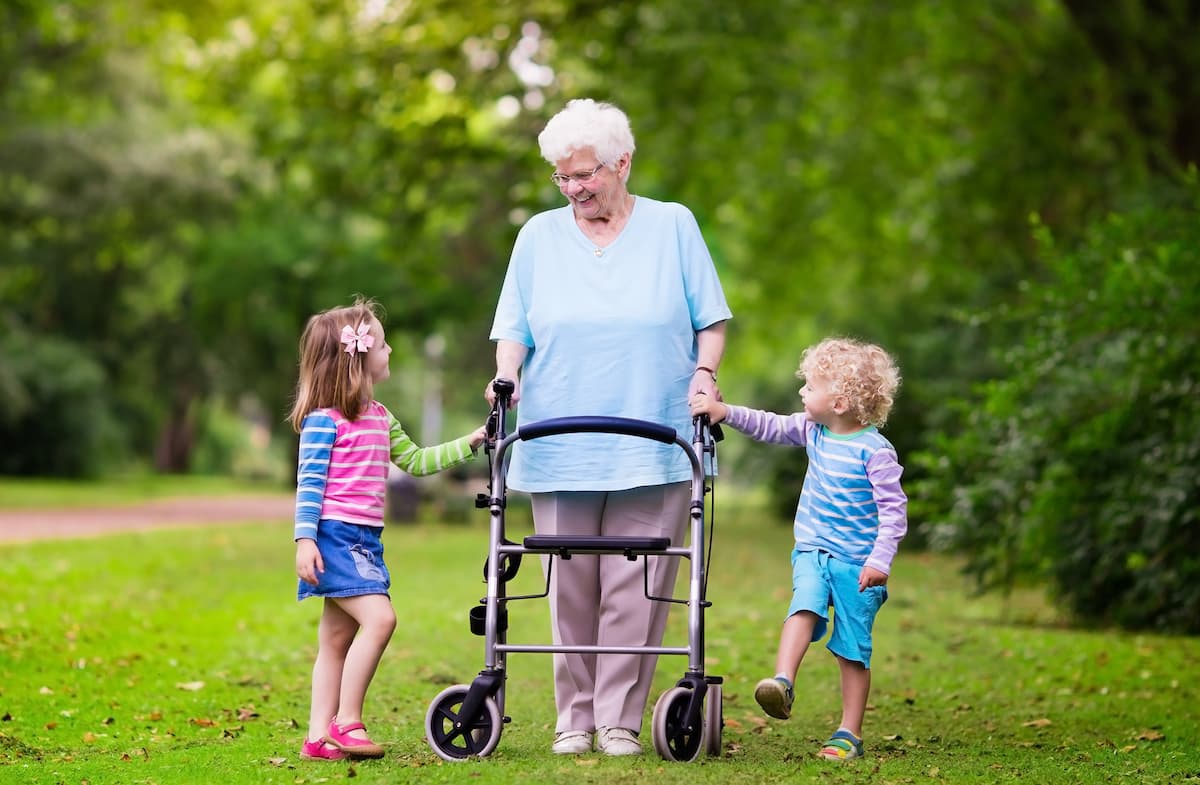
[537,98,636,175]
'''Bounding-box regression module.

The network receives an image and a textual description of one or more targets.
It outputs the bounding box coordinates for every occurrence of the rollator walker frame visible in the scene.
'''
[424,378,724,762]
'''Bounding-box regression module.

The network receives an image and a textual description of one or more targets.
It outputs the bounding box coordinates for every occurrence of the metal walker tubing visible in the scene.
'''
[479,415,710,675]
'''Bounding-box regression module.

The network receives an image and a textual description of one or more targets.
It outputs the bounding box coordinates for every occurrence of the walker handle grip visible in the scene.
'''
[517,416,678,444]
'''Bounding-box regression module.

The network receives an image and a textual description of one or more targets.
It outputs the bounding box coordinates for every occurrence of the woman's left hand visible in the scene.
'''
[688,369,720,402]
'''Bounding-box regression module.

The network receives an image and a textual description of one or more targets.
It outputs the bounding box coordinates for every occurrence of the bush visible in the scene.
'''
[0,328,123,477]
[914,174,1200,633]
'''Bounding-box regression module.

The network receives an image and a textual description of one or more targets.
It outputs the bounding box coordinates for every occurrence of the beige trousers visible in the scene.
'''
[531,481,691,733]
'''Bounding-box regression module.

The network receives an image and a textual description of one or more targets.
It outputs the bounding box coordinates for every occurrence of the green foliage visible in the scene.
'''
[0,327,122,477]
[914,175,1200,632]
[2,0,1198,633]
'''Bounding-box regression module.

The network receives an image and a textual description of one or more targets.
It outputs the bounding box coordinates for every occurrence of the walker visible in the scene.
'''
[424,378,724,763]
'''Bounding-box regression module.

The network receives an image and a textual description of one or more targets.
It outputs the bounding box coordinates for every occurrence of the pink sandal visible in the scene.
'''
[326,719,385,758]
[300,738,345,761]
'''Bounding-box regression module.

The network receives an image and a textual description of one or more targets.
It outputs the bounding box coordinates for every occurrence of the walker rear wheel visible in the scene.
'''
[651,686,706,762]
[424,684,502,761]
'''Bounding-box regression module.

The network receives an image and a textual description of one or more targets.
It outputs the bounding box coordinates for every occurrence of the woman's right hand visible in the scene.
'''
[295,538,324,586]
[484,375,521,406]
[488,341,527,406]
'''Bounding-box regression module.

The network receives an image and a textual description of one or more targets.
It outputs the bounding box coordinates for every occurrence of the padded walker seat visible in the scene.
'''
[523,535,671,560]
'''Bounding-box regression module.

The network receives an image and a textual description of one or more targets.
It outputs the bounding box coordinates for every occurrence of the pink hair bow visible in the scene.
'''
[340,322,375,354]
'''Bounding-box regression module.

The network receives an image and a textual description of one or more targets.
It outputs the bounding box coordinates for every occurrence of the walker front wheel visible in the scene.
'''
[704,683,723,756]
[424,684,502,761]
[651,686,706,762]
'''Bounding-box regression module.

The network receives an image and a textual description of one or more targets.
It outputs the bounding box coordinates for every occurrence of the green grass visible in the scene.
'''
[0,475,288,509]
[0,502,1196,785]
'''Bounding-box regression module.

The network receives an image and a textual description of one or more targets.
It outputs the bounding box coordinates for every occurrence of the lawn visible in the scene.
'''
[0,476,289,509]
[0,500,1196,785]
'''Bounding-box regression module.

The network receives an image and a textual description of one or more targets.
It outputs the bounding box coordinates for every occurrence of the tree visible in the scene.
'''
[914,176,1200,632]
[1061,0,1200,170]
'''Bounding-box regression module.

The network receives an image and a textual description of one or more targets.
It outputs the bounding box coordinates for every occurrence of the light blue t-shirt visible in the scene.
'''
[490,196,732,492]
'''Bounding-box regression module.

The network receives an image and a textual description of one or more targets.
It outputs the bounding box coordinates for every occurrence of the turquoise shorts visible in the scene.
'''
[787,548,887,668]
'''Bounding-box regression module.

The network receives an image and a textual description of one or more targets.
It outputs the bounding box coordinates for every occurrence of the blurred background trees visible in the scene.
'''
[1,0,1195,631]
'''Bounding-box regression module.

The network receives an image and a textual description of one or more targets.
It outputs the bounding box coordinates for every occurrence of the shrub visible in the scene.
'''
[914,174,1200,632]
[0,328,123,476]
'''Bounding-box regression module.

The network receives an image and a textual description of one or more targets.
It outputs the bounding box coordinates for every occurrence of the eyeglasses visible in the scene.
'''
[550,163,605,187]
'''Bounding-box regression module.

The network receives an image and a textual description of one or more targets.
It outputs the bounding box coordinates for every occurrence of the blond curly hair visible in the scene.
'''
[797,337,901,428]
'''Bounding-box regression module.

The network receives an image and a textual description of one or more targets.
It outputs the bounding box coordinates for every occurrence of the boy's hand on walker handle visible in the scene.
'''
[858,566,888,592]
[689,392,728,424]
[296,538,325,586]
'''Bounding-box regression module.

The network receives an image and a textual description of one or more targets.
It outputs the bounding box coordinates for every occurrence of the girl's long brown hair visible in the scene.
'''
[288,296,383,432]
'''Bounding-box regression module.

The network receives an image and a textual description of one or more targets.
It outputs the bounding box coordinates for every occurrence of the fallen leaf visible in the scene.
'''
[1022,718,1052,728]
[189,718,218,727]
[176,681,205,691]
[267,757,286,766]
[574,758,599,766]
[1136,729,1165,742]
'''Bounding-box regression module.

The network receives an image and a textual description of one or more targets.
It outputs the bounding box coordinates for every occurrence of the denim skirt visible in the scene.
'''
[297,519,391,600]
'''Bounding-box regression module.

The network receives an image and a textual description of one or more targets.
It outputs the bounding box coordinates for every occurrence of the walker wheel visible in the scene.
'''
[651,686,706,762]
[424,684,502,761]
[705,683,723,757]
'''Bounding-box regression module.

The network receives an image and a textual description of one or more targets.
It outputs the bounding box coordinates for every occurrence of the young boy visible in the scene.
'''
[689,337,906,761]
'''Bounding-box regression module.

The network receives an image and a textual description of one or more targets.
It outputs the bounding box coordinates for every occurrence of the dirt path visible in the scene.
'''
[0,494,295,544]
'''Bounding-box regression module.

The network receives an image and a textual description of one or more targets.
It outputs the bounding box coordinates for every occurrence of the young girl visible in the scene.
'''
[289,296,485,761]
[689,337,906,762]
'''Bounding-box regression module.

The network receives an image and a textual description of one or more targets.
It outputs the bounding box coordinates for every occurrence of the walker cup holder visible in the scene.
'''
[469,603,508,636]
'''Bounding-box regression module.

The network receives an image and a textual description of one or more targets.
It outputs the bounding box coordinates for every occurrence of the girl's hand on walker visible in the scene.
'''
[296,538,325,586]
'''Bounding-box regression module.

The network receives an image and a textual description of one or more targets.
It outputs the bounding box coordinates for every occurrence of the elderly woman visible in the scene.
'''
[487,98,731,756]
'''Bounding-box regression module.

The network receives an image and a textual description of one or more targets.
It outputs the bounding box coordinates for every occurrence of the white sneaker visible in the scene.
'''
[551,730,593,754]
[596,726,641,756]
